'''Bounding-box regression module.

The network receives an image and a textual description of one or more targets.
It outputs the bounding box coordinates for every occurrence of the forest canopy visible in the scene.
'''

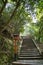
[0,0,43,65]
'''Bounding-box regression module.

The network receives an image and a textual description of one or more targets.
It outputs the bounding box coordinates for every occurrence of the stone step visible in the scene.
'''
[20,50,38,53]
[20,51,39,55]
[12,59,43,65]
[21,48,38,51]
[20,53,39,55]
[12,61,31,65]
[19,54,39,57]
[20,51,38,53]
[22,43,35,47]
[20,54,39,56]
[20,51,39,54]
[18,56,43,60]
[21,47,37,49]
[20,53,39,56]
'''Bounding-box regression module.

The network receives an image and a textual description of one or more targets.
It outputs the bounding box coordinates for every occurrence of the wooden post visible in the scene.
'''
[13,34,19,61]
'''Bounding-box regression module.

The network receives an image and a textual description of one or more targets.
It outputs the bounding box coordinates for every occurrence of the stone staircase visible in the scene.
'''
[19,38,42,60]
[12,37,43,65]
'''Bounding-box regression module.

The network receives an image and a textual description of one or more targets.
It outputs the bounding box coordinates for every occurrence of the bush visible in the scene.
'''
[0,37,14,65]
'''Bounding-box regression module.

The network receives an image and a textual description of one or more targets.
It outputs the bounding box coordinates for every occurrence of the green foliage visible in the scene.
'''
[0,0,43,65]
[0,38,14,65]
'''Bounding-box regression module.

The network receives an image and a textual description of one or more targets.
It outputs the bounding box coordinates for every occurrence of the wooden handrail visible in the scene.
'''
[32,39,41,55]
